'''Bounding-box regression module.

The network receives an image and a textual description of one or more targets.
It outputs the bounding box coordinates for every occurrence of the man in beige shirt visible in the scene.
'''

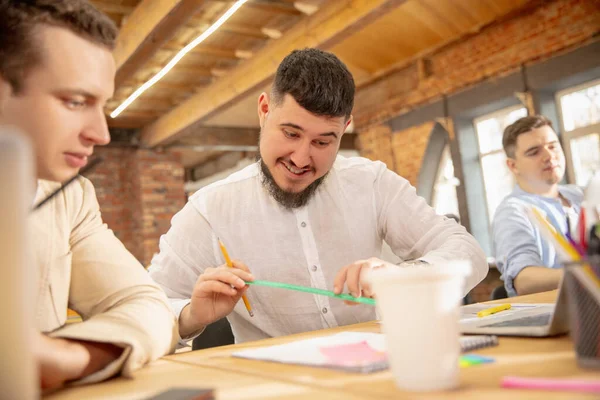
[0,0,177,390]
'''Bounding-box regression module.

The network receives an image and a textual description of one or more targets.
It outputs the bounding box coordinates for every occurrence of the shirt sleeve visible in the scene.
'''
[49,178,178,383]
[492,199,543,296]
[148,196,217,345]
[374,164,488,294]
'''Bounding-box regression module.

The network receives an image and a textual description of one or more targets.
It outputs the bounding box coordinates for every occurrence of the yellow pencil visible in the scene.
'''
[528,207,600,288]
[477,303,511,318]
[218,239,254,317]
[530,207,581,261]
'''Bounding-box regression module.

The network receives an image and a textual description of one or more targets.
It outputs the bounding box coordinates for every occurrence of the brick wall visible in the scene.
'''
[391,122,434,186]
[356,121,435,187]
[136,150,186,266]
[354,0,600,128]
[87,147,185,267]
[357,124,395,170]
[356,0,598,301]
[87,148,136,255]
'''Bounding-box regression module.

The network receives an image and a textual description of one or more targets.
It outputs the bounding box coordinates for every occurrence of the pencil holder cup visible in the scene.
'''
[564,258,600,369]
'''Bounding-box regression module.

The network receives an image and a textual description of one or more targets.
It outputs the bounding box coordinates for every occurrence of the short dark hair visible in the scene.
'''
[0,0,117,93]
[271,48,355,119]
[502,115,553,158]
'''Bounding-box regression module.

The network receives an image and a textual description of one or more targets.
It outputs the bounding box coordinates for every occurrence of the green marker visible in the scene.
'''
[245,280,376,306]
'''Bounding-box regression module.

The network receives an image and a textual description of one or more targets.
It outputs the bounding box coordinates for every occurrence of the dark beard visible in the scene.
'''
[259,158,327,210]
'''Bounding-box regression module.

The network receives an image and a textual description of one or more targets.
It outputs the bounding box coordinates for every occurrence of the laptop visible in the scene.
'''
[459,278,569,337]
[0,128,39,399]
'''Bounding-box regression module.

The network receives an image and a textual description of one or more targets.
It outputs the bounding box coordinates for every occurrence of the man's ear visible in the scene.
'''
[344,115,354,133]
[506,156,518,175]
[258,92,270,128]
[0,75,12,116]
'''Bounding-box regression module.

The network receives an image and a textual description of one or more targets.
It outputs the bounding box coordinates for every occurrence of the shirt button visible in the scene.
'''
[311,265,317,272]
[322,307,328,314]
[301,222,307,227]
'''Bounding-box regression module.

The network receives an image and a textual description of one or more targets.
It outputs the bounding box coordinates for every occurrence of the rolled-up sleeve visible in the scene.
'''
[492,199,543,296]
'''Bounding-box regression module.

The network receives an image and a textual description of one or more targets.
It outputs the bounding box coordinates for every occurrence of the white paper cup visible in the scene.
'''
[369,260,471,392]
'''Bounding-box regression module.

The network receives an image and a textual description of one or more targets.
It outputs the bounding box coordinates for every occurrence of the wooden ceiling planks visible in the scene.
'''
[88,0,531,172]
[139,0,412,147]
[332,0,530,86]
[102,0,305,127]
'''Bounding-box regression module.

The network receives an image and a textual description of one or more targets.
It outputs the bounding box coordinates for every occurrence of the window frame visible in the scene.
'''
[431,143,460,218]
[473,105,527,222]
[555,78,600,185]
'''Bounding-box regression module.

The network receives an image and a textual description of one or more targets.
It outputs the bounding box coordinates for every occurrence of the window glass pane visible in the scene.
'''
[481,151,514,221]
[560,82,600,132]
[432,146,460,218]
[570,133,600,186]
[475,107,527,154]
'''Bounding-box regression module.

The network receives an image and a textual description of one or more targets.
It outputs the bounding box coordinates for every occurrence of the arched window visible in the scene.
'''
[473,106,527,221]
[557,79,600,186]
[417,123,460,218]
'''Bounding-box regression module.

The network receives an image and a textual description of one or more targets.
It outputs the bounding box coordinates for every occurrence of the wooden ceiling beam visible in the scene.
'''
[188,151,248,181]
[113,110,160,119]
[141,0,408,147]
[210,0,304,16]
[106,111,159,128]
[170,65,214,76]
[219,23,271,39]
[293,0,325,16]
[136,80,198,91]
[163,44,239,60]
[171,127,261,148]
[248,1,303,16]
[185,20,270,39]
[113,0,209,88]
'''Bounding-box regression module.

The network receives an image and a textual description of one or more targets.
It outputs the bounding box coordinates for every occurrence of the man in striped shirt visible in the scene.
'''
[493,115,583,296]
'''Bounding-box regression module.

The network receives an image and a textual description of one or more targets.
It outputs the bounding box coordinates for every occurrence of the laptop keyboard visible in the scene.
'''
[481,313,552,328]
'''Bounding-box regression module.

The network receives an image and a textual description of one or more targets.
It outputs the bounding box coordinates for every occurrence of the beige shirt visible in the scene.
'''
[32,177,177,384]
[149,156,488,343]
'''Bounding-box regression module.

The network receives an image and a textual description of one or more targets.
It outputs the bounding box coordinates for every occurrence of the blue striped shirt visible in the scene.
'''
[492,184,583,296]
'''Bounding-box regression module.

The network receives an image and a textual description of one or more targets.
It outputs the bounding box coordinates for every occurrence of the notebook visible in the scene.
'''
[231,332,498,373]
[145,388,214,400]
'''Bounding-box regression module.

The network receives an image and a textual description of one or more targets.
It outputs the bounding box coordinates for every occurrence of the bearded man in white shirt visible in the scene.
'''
[149,48,488,344]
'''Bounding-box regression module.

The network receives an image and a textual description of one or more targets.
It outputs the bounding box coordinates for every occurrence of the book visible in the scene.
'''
[231,331,498,373]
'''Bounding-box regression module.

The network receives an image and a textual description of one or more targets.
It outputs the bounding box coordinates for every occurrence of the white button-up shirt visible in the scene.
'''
[149,156,487,343]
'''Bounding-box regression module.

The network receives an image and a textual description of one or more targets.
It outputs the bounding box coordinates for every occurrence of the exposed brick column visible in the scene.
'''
[391,122,434,187]
[135,150,185,266]
[357,124,395,170]
[88,148,185,267]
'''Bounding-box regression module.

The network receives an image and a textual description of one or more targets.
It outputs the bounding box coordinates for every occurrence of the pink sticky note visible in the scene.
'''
[319,340,387,366]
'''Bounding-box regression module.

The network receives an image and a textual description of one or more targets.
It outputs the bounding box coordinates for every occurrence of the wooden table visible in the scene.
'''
[47,291,599,399]
[45,359,366,400]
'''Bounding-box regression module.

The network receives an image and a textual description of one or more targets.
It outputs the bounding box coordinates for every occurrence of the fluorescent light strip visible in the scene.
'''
[110,0,249,119]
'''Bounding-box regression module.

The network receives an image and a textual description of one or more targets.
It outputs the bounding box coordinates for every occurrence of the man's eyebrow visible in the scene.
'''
[524,140,558,154]
[524,145,540,154]
[318,132,338,139]
[280,122,304,131]
[55,88,97,98]
[280,123,338,138]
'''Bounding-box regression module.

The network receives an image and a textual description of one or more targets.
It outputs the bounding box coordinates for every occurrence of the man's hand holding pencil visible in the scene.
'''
[179,260,254,338]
